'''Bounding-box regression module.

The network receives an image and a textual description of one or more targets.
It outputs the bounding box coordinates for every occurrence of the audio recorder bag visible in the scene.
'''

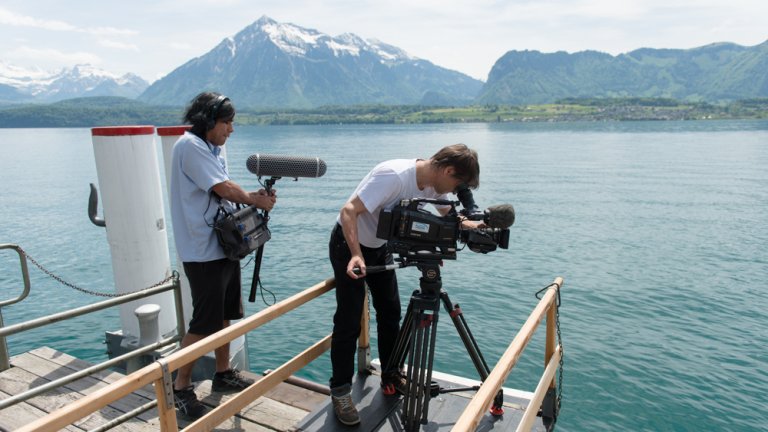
[212,199,270,261]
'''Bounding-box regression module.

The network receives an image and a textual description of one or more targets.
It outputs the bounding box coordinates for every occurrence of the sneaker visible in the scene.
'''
[381,370,408,396]
[212,369,255,393]
[331,393,361,426]
[173,386,206,419]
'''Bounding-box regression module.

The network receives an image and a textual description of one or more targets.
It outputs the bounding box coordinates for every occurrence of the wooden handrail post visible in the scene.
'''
[516,345,562,432]
[155,377,179,431]
[545,277,562,389]
[357,288,371,373]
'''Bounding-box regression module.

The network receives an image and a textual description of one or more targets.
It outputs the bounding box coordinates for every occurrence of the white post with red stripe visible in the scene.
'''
[157,126,194,326]
[91,126,176,339]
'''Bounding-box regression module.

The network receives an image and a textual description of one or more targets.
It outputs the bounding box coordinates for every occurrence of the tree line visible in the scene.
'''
[1,97,766,128]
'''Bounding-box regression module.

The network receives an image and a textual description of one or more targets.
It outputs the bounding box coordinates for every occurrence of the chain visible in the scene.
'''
[18,246,174,298]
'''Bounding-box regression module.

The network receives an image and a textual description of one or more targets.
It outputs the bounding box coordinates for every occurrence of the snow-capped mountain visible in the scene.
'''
[0,62,149,103]
[139,16,482,108]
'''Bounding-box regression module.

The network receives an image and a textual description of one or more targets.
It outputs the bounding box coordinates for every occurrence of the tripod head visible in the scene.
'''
[353,256,444,296]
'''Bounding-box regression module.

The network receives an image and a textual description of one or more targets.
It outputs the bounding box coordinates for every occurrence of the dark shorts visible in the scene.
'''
[183,258,243,336]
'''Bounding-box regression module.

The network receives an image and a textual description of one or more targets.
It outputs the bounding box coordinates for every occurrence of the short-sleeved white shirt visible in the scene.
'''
[340,159,448,248]
[170,131,232,262]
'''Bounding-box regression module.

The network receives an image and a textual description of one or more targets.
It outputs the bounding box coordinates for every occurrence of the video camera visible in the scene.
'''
[376,186,513,262]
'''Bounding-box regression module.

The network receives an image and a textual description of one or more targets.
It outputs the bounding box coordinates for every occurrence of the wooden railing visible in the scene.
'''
[452,277,564,432]
[14,275,562,432]
[17,277,338,432]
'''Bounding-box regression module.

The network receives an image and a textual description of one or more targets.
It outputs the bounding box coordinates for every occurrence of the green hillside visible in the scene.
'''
[478,41,768,105]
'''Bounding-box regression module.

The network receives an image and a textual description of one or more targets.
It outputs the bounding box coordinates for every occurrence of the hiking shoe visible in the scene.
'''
[381,370,408,396]
[331,393,361,426]
[212,369,255,393]
[173,386,205,419]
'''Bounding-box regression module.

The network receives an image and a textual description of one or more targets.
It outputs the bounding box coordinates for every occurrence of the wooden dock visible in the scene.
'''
[0,348,548,431]
[0,347,327,431]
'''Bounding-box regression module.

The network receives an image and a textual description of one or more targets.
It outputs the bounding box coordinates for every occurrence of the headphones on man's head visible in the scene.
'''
[206,95,230,130]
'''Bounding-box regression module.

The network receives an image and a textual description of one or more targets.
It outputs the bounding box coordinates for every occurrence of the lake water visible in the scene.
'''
[1,121,767,431]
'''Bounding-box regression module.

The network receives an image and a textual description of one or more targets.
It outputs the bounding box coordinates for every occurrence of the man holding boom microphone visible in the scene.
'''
[328,144,483,425]
[169,92,277,419]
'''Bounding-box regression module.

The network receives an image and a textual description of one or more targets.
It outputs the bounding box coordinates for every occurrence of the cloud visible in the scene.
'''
[99,39,140,51]
[169,42,195,51]
[7,46,102,67]
[0,7,136,36]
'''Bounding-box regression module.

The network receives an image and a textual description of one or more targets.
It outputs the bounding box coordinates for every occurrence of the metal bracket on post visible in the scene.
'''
[157,359,174,410]
[357,345,372,374]
[357,287,373,374]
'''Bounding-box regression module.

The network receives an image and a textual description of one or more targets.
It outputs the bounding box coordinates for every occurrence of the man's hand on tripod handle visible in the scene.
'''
[351,264,399,276]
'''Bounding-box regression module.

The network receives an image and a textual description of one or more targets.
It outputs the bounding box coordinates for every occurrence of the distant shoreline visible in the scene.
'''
[1,97,766,128]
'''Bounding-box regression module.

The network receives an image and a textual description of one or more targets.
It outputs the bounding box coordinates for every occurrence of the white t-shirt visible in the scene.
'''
[341,159,449,248]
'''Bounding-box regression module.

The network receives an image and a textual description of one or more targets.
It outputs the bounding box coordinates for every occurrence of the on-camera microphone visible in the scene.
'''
[484,204,515,229]
[246,154,327,178]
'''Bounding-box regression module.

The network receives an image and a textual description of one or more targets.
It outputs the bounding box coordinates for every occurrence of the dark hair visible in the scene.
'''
[183,91,235,138]
[430,143,480,189]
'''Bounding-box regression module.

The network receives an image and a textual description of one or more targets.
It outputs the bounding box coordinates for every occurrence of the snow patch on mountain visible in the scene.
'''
[249,16,414,62]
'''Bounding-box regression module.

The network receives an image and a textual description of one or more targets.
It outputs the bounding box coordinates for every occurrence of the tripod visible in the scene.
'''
[382,258,504,431]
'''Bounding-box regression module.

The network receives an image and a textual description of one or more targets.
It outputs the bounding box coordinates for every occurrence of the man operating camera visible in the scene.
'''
[327,143,483,426]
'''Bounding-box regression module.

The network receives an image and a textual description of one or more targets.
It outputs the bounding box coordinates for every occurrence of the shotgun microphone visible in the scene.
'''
[246,154,327,178]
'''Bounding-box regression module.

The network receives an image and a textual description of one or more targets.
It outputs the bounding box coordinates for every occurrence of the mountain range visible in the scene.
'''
[478,41,768,104]
[0,62,148,104]
[138,16,482,108]
[1,16,767,108]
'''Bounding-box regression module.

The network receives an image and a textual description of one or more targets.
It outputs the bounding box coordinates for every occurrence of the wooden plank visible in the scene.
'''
[21,348,272,431]
[32,347,326,419]
[0,388,83,432]
[9,347,332,431]
[258,380,327,412]
[10,352,159,423]
[169,384,272,432]
[25,347,180,430]
[30,347,156,398]
[196,379,307,431]
[0,366,156,432]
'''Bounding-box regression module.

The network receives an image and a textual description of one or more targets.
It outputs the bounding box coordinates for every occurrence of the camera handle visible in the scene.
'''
[351,262,402,276]
[351,256,427,276]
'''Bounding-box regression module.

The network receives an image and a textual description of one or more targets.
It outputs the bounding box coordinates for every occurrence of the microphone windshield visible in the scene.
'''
[484,204,515,229]
[246,154,327,178]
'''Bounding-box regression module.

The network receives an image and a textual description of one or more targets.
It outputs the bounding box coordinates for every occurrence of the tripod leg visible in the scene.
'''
[386,291,417,373]
[419,309,439,424]
[440,291,505,416]
[402,296,440,431]
[403,308,425,430]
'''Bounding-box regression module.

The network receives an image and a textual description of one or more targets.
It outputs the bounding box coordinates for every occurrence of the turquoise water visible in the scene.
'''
[1,121,767,430]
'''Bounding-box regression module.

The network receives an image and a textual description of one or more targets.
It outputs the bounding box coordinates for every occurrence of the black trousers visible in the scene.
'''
[328,224,401,389]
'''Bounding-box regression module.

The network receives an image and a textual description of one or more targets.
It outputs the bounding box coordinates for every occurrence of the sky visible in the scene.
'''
[1,0,766,83]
